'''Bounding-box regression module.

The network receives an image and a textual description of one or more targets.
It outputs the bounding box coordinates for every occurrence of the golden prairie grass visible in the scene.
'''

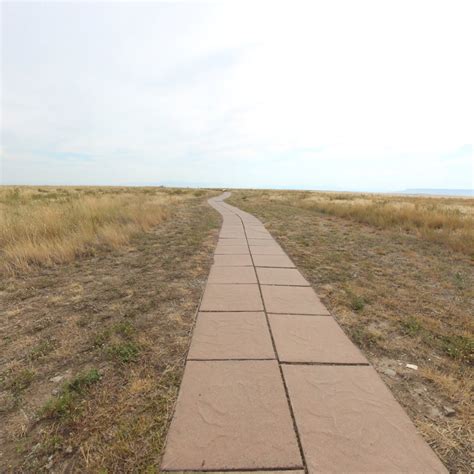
[0,186,199,273]
[247,190,474,256]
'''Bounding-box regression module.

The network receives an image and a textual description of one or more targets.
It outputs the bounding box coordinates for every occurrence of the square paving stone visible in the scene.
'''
[215,245,249,255]
[256,268,309,286]
[188,312,275,360]
[220,231,246,239]
[214,255,253,266]
[208,266,257,284]
[220,220,240,225]
[220,225,245,235]
[161,361,303,470]
[221,225,244,231]
[242,219,262,226]
[253,255,295,268]
[282,365,447,473]
[269,314,367,363]
[248,238,277,246]
[246,231,273,240]
[217,238,248,246]
[244,225,268,230]
[200,284,263,311]
[250,245,285,255]
[261,286,329,315]
[220,225,245,232]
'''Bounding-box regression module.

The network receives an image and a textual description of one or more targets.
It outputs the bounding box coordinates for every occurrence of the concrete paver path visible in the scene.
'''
[161,193,447,473]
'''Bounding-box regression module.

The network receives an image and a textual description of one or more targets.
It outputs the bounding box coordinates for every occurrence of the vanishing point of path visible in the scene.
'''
[161,193,447,473]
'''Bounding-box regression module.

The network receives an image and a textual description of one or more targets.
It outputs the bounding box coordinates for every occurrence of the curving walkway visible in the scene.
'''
[161,193,447,473]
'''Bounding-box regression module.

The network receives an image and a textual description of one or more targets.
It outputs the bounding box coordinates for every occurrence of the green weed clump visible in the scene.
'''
[107,342,140,363]
[41,369,101,419]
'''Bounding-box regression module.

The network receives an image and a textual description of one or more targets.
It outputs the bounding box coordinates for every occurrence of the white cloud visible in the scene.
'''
[1,0,473,189]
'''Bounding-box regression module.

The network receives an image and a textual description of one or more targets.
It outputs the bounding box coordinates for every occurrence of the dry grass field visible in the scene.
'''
[0,186,220,471]
[1,186,472,472]
[0,186,190,272]
[228,189,473,473]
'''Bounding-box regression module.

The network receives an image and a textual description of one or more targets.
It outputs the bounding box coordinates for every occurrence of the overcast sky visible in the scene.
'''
[1,1,472,191]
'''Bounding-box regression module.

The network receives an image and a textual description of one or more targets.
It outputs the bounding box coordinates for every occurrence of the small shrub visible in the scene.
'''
[67,369,101,392]
[351,327,379,348]
[453,272,465,290]
[350,295,365,312]
[401,317,423,336]
[108,342,139,363]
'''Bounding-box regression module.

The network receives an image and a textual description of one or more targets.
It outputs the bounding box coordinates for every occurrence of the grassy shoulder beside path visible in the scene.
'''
[228,189,473,473]
[0,187,220,472]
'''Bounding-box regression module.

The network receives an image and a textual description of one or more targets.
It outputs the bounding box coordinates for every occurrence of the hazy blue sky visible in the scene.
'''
[1,1,472,191]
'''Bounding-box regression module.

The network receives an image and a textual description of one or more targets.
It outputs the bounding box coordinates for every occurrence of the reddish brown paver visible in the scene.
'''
[250,245,285,255]
[248,238,277,246]
[256,267,309,286]
[282,365,447,473]
[161,194,448,473]
[220,229,246,236]
[253,254,295,268]
[200,284,263,311]
[215,244,250,255]
[269,314,367,363]
[245,224,267,230]
[188,312,275,360]
[208,265,257,284]
[214,254,253,266]
[161,361,302,470]
[246,231,273,239]
[220,225,244,232]
[219,228,246,238]
[220,233,246,240]
[261,285,330,315]
[217,238,248,246]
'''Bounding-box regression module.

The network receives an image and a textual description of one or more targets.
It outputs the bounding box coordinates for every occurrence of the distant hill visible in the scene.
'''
[403,189,473,197]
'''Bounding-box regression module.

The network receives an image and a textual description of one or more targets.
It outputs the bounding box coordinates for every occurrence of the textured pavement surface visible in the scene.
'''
[161,192,447,473]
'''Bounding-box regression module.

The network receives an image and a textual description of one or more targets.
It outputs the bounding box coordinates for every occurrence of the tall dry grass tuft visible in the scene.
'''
[0,187,183,273]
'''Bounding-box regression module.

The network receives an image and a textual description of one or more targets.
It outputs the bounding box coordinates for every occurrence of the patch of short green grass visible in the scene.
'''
[112,321,135,338]
[92,321,139,363]
[107,342,139,363]
[5,369,35,398]
[41,369,101,420]
[92,329,112,348]
[441,335,473,362]
[28,339,56,361]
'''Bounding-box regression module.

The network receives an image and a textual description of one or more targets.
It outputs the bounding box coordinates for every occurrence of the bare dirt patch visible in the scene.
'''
[0,191,220,472]
[228,190,473,473]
